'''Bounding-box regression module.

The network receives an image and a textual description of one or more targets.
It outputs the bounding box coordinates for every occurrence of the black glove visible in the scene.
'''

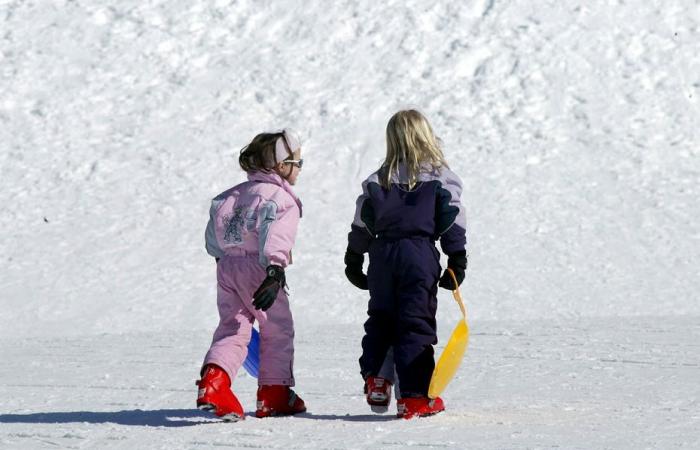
[344,248,368,290]
[253,265,286,311]
[438,251,467,290]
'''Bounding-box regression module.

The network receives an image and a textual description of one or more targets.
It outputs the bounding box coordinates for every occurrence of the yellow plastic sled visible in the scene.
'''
[428,268,469,399]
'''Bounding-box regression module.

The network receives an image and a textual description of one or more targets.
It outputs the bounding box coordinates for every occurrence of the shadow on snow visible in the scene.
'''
[0,410,398,427]
[0,409,220,427]
[297,412,397,422]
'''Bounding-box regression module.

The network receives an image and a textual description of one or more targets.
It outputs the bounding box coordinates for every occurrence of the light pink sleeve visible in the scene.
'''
[259,198,300,268]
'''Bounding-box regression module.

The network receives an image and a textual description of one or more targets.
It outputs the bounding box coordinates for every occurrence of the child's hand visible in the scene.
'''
[344,248,369,290]
[438,268,464,290]
[346,270,369,290]
[253,265,286,310]
[437,251,467,291]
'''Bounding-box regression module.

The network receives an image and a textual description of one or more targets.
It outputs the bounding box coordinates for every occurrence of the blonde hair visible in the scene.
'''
[382,109,448,190]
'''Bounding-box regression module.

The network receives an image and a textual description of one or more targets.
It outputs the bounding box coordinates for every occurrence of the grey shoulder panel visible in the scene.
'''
[257,200,278,267]
[205,198,225,259]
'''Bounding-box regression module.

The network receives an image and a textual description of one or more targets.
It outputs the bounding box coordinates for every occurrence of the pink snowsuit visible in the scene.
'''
[202,170,302,386]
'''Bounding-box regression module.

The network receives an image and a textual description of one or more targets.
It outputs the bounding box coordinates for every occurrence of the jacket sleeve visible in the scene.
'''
[258,198,300,268]
[435,168,467,256]
[347,176,376,255]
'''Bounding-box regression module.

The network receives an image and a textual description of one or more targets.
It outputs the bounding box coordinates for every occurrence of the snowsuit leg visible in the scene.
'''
[203,256,295,386]
[359,241,396,378]
[256,286,295,387]
[360,237,441,397]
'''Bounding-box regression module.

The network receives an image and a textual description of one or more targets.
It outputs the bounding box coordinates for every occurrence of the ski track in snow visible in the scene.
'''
[1,0,699,448]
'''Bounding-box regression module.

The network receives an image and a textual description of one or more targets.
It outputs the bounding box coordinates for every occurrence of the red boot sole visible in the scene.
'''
[398,408,445,419]
[255,406,307,418]
[198,403,244,422]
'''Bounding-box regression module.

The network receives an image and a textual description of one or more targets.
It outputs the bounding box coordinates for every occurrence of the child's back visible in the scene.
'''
[205,170,301,266]
[349,163,465,254]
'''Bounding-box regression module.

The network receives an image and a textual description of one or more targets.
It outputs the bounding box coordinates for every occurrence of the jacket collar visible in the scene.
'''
[247,171,303,216]
[382,162,441,184]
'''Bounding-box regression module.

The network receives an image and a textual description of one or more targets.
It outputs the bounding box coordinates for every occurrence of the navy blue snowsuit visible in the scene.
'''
[348,163,467,397]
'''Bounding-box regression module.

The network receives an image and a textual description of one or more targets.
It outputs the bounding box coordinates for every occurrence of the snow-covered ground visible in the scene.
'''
[1,318,698,449]
[1,0,699,448]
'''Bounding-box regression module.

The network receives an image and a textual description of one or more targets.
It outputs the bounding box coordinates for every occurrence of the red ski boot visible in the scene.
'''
[196,365,245,421]
[396,396,445,419]
[255,385,306,418]
[364,376,392,413]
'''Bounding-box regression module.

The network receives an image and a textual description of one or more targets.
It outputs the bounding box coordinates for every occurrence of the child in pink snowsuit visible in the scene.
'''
[196,129,306,421]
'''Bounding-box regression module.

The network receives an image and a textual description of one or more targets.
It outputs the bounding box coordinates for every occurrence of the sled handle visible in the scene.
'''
[446,268,467,319]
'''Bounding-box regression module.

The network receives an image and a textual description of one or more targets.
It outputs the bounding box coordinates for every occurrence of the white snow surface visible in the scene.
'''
[1,0,699,448]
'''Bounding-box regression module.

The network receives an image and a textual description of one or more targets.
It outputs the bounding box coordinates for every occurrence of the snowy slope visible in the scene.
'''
[1,0,699,448]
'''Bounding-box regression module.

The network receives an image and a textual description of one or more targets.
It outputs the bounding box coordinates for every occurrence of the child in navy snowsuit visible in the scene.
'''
[345,110,467,419]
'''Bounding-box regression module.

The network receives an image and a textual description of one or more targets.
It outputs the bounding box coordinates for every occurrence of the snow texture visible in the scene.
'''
[1,0,699,448]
